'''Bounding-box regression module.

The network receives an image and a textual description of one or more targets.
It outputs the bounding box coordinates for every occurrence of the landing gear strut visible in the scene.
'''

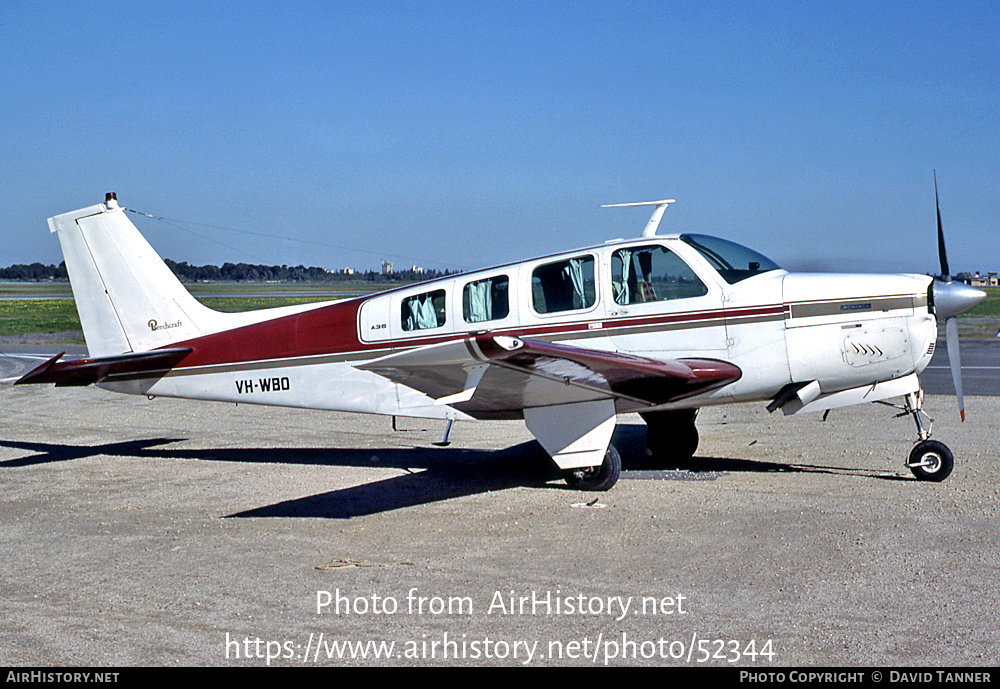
[641,409,699,465]
[902,391,954,482]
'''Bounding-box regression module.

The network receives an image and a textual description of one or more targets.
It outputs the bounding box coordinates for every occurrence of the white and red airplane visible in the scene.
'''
[17,191,985,491]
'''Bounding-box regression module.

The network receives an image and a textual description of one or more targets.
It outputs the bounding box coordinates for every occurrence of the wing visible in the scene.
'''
[358,335,741,417]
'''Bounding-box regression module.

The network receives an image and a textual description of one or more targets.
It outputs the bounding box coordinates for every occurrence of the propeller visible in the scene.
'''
[930,171,987,421]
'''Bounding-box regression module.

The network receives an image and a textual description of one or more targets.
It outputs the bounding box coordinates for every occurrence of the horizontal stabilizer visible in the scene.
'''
[14,348,191,387]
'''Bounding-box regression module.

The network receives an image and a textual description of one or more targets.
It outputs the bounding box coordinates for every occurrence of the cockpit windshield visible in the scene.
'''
[680,234,781,284]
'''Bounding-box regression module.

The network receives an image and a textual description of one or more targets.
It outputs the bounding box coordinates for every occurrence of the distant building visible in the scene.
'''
[959,271,999,287]
[381,260,393,275]
[411,265,424,274]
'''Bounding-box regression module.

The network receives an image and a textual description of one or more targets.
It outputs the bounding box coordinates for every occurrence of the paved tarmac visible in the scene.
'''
[1,379,998,667]
[921,338,1000,397]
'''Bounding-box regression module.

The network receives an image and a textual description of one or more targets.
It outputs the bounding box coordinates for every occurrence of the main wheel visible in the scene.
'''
[908,440,954,482]
[564,445,621,491]
[642,409,699,464]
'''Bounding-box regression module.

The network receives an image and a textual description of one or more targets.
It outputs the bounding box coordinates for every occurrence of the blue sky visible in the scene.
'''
[1,1,997,274]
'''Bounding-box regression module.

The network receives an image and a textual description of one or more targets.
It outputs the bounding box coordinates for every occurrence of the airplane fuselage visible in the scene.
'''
[100,234,937,421]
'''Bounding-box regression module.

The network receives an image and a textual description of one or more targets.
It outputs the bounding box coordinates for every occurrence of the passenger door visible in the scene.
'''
[606,243,729,359]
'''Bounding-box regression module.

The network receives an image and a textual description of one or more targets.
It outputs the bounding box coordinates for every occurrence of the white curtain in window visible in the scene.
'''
[468,280,491,322]
[417,295,438,329]
[406,298,420,330]
[564,258,585,309]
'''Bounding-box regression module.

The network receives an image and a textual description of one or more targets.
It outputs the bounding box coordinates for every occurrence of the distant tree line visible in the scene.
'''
[0,262,68,280]
[162,259,453,283]
[0,259,453,283]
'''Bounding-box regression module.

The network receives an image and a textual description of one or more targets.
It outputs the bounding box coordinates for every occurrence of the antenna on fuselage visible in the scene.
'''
[601,199,676,238]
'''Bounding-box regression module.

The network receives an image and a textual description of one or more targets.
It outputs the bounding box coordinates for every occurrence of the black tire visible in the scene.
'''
[564,445,621,491]
[642,409,699,463]
[908,440,954,482]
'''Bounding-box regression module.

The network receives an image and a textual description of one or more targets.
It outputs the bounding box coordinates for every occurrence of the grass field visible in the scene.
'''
[0,283,73,297]
[0,292,350,340]
[957,286,999,338]
[198,295,340,313]
[967,286,999,317]
[0,299,83,337]
[0,281,384,298]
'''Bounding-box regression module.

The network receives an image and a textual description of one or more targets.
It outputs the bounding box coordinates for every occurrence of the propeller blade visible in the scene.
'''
[934,170,950,279]
[930,173,985,421]
[945,317,965,422]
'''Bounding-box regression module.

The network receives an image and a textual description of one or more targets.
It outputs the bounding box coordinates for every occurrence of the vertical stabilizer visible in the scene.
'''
[49,194,220,357]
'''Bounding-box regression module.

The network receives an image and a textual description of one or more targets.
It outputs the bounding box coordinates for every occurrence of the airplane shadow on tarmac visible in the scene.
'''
[0,424,911,519]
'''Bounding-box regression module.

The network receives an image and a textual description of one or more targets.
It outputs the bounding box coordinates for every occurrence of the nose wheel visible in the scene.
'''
[902,390,954,482]
[907,440,954,482]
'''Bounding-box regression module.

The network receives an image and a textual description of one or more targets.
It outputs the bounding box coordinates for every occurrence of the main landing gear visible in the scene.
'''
[564,445,621,491]
[902,391,954,482]
[641,409,699,465]
[561,407,699,490]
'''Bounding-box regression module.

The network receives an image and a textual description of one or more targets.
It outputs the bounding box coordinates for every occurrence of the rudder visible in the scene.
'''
[50,193,220,357]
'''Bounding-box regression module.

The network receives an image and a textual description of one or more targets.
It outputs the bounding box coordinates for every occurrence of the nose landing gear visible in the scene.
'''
[908,440,954,482]
[902,390,954,482]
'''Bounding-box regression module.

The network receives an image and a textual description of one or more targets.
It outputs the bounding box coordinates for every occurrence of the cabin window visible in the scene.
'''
[680,234,780,284]
[463,275,510,323]
[531,255,596,314]
[401,289,446,331]
[611,245,708,304]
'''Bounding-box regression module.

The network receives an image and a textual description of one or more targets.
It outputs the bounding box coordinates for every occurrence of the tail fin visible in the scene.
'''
[50,193,221,357]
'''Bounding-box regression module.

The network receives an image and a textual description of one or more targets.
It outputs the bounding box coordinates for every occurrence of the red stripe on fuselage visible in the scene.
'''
[164,298,788,370]
[168,298,369,368]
